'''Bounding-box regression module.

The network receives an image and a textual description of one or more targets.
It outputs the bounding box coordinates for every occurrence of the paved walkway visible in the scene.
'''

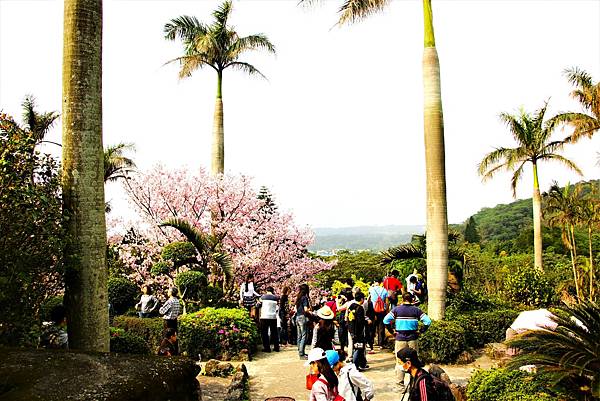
[245,346,495,401]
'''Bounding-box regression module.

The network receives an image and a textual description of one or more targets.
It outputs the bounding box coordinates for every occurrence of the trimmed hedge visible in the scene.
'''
[175,271,207,301]
[179,307,259,360]
[466,368,571,401]
[109,327,150,354]
[108,277,138,315]
[449,309,520,349]
[419,320,466,363]
[112,316,164,353]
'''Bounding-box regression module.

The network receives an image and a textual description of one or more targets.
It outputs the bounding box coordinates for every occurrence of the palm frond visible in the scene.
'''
[212,0,233,29]
[380,243,424,266]
[509,162,526,198]
[478,147,517,179]
[212,251,234,284]
[564,67,593,92]
[104,142,136,182]
[227,34,276,60]
[164,15,207,42]
[337,0,390,25]
[160,218,211,258]
[540,154,583,177]
[226,61,267,79]
[21,94,60,143]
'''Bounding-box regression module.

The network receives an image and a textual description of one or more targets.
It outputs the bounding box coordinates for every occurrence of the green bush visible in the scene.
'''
[40,296,64,322]
[503,264,555,307]
[175,271,207,301]
[466,368,571,401]
[202,285,225,306]
[112,316,164,352]
[161,241,197,267]
[151,261,170,276]
[108,277,139,315]
[109,327,150,354]
[446,289,509,314]
[419,320,466,363]
[179,307,259,360]
[450,309,520,348]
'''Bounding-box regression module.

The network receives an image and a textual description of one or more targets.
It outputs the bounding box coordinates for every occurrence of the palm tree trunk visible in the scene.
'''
[588,225,594,300]
[570,224,581,300]
[532,163,543,270]
[422,0,448,320]
[62,0,109,352]
[211,70,224,176]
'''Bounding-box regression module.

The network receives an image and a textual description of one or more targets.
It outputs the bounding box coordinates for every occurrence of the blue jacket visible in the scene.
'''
[383,303,431,341]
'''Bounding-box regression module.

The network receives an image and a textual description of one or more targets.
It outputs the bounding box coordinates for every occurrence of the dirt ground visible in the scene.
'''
[245,345,496,401]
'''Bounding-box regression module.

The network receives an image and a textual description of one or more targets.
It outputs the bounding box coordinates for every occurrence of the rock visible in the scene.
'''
[0,346,200,401]
[225,363,249,401]
[203,359,234,377]
[456,350,475,364]
[485,342,508,360]
[232,349,250,361]
[450,383,467,401]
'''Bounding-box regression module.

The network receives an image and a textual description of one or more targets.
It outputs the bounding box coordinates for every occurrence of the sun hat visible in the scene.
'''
[316,305,335,320]
[396,347,424,368]
[325,350,340,367]
[304,347,327,366]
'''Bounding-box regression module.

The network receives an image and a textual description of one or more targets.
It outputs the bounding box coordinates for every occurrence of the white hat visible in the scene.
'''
[304,347,327,366]
[316,305,334,320]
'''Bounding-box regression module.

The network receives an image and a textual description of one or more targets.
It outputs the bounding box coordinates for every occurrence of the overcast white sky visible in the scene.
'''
[1,0,599,228]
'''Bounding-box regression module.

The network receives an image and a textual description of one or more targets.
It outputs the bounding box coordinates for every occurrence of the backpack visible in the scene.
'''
[347,370,363,401]
[414,371,455,401]
[373,291,385,313]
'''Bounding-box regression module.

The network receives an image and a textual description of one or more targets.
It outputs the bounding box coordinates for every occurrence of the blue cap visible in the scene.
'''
[325,350,340,367]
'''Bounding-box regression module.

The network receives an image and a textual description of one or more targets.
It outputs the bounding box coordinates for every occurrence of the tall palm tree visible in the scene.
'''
[544,182,583,299]
[507,300,600,400]
[552,67,600,142]
[301,0,449,320]
[478,102,583,271]
[579,184,600,300]
[62,0,108,352]
[164,1,275,176]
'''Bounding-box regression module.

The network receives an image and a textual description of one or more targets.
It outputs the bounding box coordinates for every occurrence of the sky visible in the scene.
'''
[1,0,599,229]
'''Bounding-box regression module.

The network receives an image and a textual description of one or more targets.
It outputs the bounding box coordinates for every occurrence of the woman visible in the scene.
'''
[295,283,310,359]
[239,274,261,318]
[306,347,339,401]
[279,286,291,346]
[309,305,336,351]
[135,285,159,318]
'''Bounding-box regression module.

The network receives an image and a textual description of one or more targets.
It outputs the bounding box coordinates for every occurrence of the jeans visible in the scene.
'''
[352,342,367,368]
[296,315,308,356]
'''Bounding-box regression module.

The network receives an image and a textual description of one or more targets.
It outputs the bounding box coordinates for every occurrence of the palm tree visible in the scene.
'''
[507,300,600,400]
[579,185,600,300]
[552,67,600,142]
[478,102,583,271]
[160,218,233,290]
[62,0,108,352]
[164,1,275,176]
[104,142,136,183]
[544,182,583,299]
[300,0,448,320]
[20,95,60,147]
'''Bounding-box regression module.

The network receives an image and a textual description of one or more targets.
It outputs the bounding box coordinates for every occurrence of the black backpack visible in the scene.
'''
[414,371,455,401]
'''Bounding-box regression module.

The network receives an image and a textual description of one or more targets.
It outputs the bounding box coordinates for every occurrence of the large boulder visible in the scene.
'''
[0,347,200,401]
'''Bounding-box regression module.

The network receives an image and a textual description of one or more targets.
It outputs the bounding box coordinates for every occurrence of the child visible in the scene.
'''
[326,350,375,401]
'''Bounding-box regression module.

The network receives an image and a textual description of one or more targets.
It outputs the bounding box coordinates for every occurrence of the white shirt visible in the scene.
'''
[240,282,260,300]
[337,363,375,401]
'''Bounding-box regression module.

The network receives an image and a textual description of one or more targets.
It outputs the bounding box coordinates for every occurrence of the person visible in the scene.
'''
[279,286,291,346]
[157,327,179,356]
[414,274,427,304]
[159,287,182,331]
[39,304,68,349]
[335,290,351,354]
[240,274,261,319]
[308,305,336,351]
[383,270,403,307]
[135,285,159,318]
[327,350,375,401]
[295,283,311,359]
[396,347,436,401]
[383,292,432,391]
[259,286,280,352]
[346,291,368,371]
[305,347,339,401]
[406,276,422,305]
[406,272,418,295]
[368,281,388,349]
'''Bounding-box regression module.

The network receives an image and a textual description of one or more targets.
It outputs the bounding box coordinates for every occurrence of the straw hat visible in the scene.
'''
[316,305,334,320]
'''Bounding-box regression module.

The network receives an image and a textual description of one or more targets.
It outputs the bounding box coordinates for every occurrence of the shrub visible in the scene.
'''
[179,307,259,360]
[503,263,555,307]
[151,261,170,276]
[175,271,207,301]
[446,289,509,314]
[110,327,150,354]
[40,296,64,322]
[108,277,139,315]
[466,368,571,401]
[450,309,520,348]
[201,285,224,306]
[112,316,164,353]
[331,280,351,297]
[161,241,197,267]
[419,320,466,363]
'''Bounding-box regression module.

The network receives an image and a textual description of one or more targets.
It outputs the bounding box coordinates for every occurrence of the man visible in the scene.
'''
[157,328,179,356]
[368,281,388,349]
[383,292,432,391]
[383,270,403,307]
[159,287,182,331]
[259,286,280,352]
[346,291,368,370]
[326,349,375,401]
[396,347,436,401]
[39,304,68,349]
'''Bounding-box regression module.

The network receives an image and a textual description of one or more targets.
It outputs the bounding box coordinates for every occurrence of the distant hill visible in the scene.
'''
[309,225,424,254]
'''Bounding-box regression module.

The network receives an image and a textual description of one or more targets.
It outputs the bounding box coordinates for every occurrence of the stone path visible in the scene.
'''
[245,346,496,401]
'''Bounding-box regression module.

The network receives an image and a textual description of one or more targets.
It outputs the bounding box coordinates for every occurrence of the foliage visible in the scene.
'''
[108,277,139,315]
[446,289,510,314]
[175,271,208,301]
[40,296,64,322]
[179,307,259,360]
[0,113,64,345]
[448,309,520,349]
[464,216,482,243]
[507,300,600,400]
[104,142,136,183]
[151,261,171,277]
[109,327,150,354]
[201,285,225,307]
[316,250,385,290]
[503,263,555,307]
[331,280,351,297]
[112,316,165,352]
[466,368,571,401]
[161,241,197,268]
[419,320,466,363]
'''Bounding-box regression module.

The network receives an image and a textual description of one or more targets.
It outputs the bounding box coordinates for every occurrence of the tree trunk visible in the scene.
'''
[588,225,594,300]
[570,224,581,300]
[62,0,108,352]
[532,163,543,270]
[211,71,224,176]
[422,0,448,321]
